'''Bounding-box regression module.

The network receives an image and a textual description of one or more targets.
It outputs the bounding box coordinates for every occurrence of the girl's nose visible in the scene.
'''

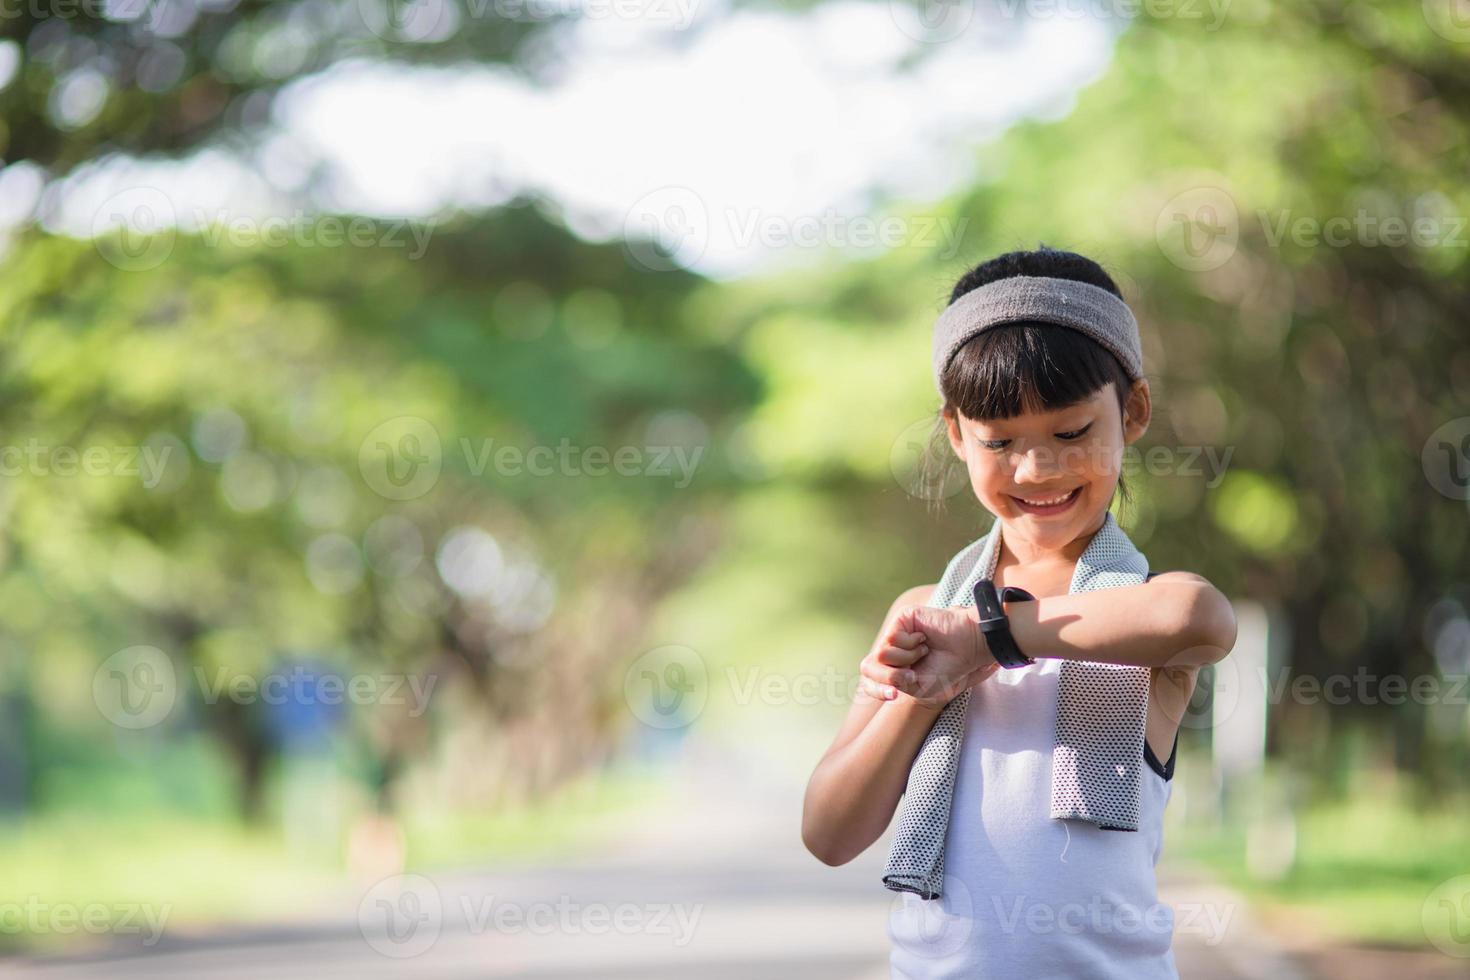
[1013,445,1066,482]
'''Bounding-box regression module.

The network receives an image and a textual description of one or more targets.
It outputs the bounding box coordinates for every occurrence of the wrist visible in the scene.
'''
[971,579,1036,669]
[891,691,946,720]
[965,608,997,679]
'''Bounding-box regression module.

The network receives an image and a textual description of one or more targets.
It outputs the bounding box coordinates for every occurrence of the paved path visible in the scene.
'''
[2,752,1315,978]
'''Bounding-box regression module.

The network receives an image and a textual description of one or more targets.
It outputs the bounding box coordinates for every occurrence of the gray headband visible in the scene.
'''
[932,275,1142,393]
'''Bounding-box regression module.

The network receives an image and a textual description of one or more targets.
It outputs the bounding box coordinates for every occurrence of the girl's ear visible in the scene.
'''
[1122,378,1151,445]
[943,409,966,459]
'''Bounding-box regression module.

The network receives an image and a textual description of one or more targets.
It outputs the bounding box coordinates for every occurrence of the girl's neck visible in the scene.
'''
[996,509,1109,571]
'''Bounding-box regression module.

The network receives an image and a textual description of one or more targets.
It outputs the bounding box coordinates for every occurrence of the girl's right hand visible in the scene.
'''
[858,610,999,708]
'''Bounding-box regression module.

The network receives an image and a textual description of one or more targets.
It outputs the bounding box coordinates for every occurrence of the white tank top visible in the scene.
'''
[887,655,1179,979]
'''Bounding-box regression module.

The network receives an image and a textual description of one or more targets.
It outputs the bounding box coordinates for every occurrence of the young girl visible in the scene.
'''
[801,247,1237,978]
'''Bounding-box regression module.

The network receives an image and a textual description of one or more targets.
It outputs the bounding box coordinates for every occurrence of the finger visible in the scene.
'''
[859,676,898,702]
[876,643,927,668]
[862,658,916,691]
[893,607,917,634]
[894,607,933,638]
[887,628,927,650]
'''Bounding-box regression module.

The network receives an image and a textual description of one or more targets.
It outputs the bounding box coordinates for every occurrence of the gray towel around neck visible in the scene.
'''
[882,510,1152,900]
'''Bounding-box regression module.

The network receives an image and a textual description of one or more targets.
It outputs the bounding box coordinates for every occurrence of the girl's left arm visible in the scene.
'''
[862,572,1237,700]
[1003,571,1238,669]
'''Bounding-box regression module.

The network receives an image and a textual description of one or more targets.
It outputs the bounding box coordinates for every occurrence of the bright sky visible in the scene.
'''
[38,1,1122,280]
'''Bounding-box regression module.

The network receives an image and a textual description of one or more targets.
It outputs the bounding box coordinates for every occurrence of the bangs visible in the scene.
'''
[941,322,1131,421]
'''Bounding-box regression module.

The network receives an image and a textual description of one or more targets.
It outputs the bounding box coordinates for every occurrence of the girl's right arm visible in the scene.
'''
[801,584,952,867]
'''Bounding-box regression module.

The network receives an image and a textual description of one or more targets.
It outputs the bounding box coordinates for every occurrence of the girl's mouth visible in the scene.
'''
[1010,486,1083,517]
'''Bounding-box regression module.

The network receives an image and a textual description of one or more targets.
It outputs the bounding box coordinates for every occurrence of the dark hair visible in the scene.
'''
[923,244,1138,511]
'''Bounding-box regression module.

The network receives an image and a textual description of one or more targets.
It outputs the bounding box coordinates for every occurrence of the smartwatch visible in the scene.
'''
[972,579,1037,669]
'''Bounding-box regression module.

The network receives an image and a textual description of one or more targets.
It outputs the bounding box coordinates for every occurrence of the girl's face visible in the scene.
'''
[944,379,1151,555]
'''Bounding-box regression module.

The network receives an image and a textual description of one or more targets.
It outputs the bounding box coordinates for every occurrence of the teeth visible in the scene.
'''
[1021,490,1075,506]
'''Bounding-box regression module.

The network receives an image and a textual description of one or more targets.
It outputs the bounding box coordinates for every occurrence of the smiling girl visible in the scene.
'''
[801,247,1238,978]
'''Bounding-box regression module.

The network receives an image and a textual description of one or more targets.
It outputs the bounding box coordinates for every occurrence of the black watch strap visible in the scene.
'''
[972,578,1037,669]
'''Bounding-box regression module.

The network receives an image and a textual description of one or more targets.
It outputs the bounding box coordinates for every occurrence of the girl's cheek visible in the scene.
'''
[1076,436,1115,478]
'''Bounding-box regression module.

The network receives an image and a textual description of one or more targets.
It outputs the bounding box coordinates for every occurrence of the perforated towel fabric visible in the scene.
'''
[882,510,1151,900]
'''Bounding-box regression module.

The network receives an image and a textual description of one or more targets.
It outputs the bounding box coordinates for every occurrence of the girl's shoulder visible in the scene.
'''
[877,584,938,626]
[900,583,938,608]
[1145,569,1217,586]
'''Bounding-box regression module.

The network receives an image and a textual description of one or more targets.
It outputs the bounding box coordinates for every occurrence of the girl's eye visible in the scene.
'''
[979,422,1092,450]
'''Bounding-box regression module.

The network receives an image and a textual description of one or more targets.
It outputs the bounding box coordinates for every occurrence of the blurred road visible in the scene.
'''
[5,749,1316,979]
